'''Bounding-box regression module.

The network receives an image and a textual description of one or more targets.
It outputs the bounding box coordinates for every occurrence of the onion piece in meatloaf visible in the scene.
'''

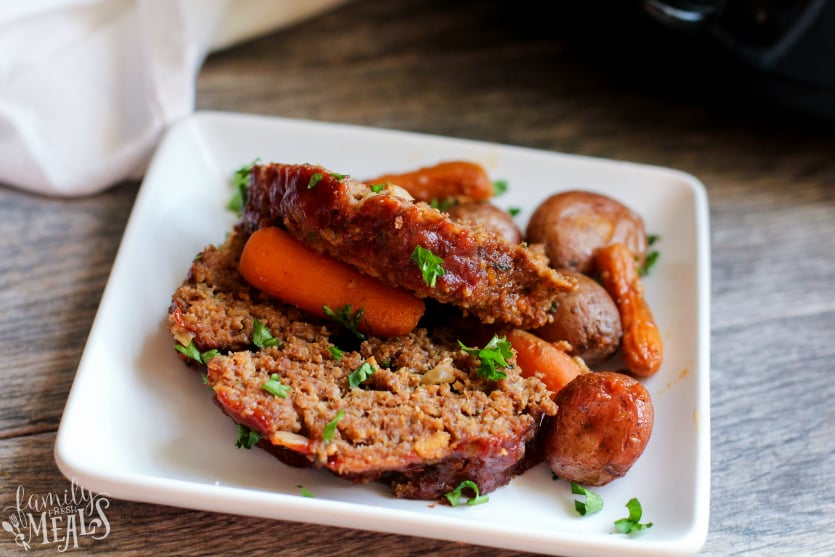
[168,231,557,500]
[239,163,575,330]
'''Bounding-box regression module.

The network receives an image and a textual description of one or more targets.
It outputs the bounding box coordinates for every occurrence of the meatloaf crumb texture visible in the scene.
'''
[168,231,557,499]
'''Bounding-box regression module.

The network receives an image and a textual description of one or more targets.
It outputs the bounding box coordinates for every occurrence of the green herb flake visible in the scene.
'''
[175,341,201,362]
[307,172,324,189]
[492,179,509,197]
[252,318,281,349]
[298,485,315,498]
[444,480,489,507]
[234,425,261,449]
[638,234,661,277]
[348,361,376,388]
[410,245,446,287]
[369,183,386,193]
[175,340,218,365]
[638,250,660,277]
[329,172,348,181]
[570,482,604,516]
[262,373,291,398]
[614,498,653,534]
[322,409,346,444]
[458,334,513,381]
[228,158,259,215]
[328,345,344,360]
[429,198,454,212]
[323,304,366,340]
[508,207,521,217]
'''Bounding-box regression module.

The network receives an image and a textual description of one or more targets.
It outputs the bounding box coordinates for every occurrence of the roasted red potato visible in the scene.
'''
[525,190,648,274]
[532,269,622,364]
[446,200,523,245]
[545,371,654,486]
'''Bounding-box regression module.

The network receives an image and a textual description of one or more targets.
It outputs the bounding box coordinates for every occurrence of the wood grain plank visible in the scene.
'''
[0,184,138,436]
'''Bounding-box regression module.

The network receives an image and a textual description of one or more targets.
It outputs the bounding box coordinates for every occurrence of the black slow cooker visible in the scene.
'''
[640,0,835,120]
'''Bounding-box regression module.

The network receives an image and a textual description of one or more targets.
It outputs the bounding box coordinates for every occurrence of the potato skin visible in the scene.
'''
[526,191,647,274]
[446,201,523,245]
[533,270,622,364]
[545,371,653,486]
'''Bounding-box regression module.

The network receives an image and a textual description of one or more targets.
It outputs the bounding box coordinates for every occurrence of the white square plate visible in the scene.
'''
[56,111,710,557]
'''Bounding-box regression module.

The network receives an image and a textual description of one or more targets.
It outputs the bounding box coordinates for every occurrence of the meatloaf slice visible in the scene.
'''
[240,163,575,330]
[168,231,557,500]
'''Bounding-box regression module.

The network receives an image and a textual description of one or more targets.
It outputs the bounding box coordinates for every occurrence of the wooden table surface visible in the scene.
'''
[2,1,833,555]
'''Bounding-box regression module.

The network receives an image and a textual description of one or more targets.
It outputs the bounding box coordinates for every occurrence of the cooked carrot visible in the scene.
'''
[506,329,587,397]
[365,161,495,203]
[239,227,425,338]
[595,243,663,377]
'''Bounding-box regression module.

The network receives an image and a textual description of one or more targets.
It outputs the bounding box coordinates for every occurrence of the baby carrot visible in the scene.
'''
[239,227,425,338]
[595,243,664,377]
[506,328,587,397]
[365,161,495,203]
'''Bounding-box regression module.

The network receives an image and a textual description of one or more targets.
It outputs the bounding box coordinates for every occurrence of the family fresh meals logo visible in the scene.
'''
[2,478,110,552]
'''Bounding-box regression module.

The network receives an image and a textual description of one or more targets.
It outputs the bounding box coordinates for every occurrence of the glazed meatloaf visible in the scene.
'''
[240,163,575,329]
[169,231,558,499]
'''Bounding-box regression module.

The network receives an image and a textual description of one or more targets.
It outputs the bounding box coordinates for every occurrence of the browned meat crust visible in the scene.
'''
[240,163,575,329]
[168,232,557,500]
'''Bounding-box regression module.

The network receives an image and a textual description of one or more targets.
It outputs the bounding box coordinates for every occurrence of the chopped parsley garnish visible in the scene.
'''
[458,335,513,381]
[307,172,324,189]
[492,179,508,196]
[234,425,260,449]
[262,373,291,398]
[411,245,446,287]
[369,182,387,193]
[639,251,660,276]
[570,482,604,516]
[348,361,375,388]
[298,485,315,498]
[330,172,348,180]
[228,158,259,215]
[323,304,366,339]
[328,345,344,360]
[508,207,521,217]
[252,318,281,349]
[322,409,345,444]
[614,498,653,534]
[175,340,218,365]
[429,198,454,212]
[444,480,489,506]
[638,234,660,277]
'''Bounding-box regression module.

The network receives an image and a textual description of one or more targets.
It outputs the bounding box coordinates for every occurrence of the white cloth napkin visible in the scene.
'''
[0,0,345,197]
